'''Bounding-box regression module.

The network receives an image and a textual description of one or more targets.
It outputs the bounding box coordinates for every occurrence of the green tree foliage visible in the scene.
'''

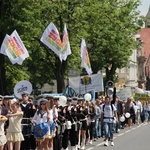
[0,0,144,94]
[77,0,144,83]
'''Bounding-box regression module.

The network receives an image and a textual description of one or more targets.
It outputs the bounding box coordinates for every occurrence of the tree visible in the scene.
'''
[76,0,144,84]
[0,0,144,94]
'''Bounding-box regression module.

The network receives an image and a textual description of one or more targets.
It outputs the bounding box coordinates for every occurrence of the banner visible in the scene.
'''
[80,39,92,75]
[40,22,62,58]
[134,93,150,102]
[60,23,71,61]
[116,87,132,101]
[14,80,32,99]
[68,73,104,94]
[0,30,29,65]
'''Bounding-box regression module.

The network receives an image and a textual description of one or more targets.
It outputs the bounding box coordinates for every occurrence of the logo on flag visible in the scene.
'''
[80,39,92,75]
[60,23,71,61]
[40,22,71,61]
[69,73,104,94]
[40,22,62,58]
[0,30,29,65]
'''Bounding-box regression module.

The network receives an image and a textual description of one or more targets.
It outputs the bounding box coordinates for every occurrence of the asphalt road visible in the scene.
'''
[85,123,150,150]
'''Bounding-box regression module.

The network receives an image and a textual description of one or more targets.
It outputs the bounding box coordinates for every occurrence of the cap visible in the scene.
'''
[77,97,84,101]
[0,95,3,99]
[21,91,30,96]
[3,95,14,99]
[72,97,78,100]
[45,95,54,99]
[11,98,18,104]
[40,99,48,104]
[37,94,44,99]
[67,97,72,101]
[53,96,59,101]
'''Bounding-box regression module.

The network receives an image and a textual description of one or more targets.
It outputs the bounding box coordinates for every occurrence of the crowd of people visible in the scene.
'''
[0,92,149,150]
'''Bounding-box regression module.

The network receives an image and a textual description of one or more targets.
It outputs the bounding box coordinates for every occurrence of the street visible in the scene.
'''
[84,123,150,150]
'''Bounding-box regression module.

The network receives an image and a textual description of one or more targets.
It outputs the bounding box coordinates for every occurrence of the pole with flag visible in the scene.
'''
[60,23,71,61]
[40,22,62,59]
[80,39,92,93]
[0,30,29,65]
[80,39,92,75]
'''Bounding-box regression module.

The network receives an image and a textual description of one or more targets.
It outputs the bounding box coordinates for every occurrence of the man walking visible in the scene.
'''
[101,96,118,146]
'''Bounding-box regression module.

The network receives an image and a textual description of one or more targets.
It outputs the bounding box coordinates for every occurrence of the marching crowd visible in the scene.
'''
[0,92,150,150]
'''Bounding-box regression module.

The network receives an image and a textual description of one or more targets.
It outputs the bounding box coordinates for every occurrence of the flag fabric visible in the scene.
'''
[40,22,62,59]
[80,39,92,75]
[0,30,29,65]
[68,73,104,94]
[60,23,71,61]
[0,34,10,56]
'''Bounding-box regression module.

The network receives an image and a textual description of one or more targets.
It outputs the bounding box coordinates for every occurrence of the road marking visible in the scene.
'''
[131,127,136,130]
[125,130,131,133]
[117,133,124,136]
[89,123,147,149]
[96,142,105,146]
[86,148,94,150]
[143,123,147,126]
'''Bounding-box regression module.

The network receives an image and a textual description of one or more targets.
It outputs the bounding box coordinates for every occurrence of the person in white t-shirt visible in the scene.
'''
[101,96,118,146]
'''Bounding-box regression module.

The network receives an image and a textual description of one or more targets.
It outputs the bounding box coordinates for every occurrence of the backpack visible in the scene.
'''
[103,103,114,112]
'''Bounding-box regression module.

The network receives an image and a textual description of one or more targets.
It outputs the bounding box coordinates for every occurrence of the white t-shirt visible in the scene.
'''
[32,110,51,124]
[102,103,117,123]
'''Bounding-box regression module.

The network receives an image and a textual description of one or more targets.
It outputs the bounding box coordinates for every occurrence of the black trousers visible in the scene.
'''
[53,130,62,150]
[20,135,36,150]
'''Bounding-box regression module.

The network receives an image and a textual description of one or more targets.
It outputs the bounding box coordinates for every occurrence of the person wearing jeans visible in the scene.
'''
[101,96,118,146]
[94,99,102,139]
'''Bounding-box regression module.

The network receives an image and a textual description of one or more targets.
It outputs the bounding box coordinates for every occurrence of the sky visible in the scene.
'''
[138,0,150,16]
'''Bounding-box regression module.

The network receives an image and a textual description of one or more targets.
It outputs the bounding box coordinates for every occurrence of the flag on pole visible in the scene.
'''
[0,30,29,65]
[60,23,71,61]
[40,22,62,59]
[69,73,104,94]
[80,39,92,75]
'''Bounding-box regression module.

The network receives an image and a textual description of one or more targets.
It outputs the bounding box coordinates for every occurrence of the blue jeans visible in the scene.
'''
[103,122,114,140]
[94,119,101,138]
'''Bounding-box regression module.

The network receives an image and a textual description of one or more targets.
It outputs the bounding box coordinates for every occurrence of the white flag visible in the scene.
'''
[0,30,29,65]
[40,22,62,58]
[69,73,104,94]
[0,34,10,56]
[81,39,92,75]
[60,23,71,61]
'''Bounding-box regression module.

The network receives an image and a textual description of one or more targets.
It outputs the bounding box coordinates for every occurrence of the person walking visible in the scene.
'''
[101,96,118,146]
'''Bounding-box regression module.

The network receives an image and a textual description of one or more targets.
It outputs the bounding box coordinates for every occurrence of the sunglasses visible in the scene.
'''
[40,103,46,105]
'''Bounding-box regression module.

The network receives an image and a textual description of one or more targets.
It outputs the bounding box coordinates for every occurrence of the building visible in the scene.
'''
[145,6,150,27]
[137,28,150,90]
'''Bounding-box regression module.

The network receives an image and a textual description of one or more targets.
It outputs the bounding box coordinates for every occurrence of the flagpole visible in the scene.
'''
[79,69,82,97]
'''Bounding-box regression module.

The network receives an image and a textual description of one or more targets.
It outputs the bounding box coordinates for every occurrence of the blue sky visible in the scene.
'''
[138,0,150,16]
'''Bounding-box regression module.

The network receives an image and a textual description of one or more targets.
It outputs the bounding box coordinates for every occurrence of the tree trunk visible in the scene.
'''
[0,31,6,95]
[0,54,6,95]
[54,56,67,93]
[56,72,65,93]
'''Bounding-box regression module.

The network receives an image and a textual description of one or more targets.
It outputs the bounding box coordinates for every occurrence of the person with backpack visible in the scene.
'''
[101,96,118,146]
